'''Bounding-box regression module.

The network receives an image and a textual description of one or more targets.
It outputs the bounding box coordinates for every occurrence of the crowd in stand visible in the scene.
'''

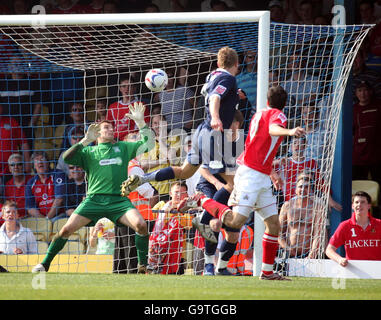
[0,0,381,275]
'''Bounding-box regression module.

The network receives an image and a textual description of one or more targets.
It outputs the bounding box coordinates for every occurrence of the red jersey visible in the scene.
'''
[106,100,150,141]
[5,175,32,219]
[0,116,27,175]
[275,157,319,201]
[149,215,183,274]
[237,107,287,175]
[25,171,66,217]
[329,213,381,260]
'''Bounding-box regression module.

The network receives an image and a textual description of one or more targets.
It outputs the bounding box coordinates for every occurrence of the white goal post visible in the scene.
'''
[0,11,373,276]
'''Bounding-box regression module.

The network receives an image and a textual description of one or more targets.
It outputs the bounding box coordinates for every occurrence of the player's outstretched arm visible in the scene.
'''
[269,124,305,137]
[63,123,100,162]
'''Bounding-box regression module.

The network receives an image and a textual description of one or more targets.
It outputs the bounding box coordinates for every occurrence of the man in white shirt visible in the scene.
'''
[0,201,38,255]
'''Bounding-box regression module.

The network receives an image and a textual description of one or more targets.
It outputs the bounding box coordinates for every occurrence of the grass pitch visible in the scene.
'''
[1,273,381,300]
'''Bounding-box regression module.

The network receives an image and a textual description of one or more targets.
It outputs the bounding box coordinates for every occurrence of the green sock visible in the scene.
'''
[41,236,68,268]
[135,233,149,266]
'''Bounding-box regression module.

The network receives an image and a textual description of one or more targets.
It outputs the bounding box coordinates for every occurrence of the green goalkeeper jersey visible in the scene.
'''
[64,126,154,196]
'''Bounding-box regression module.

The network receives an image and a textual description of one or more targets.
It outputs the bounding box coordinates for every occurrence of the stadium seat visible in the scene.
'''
[50,218,88,243]
[37,241,49,254]
[59,241,85,255]
[21,217,52,242]
[352,180,380,207]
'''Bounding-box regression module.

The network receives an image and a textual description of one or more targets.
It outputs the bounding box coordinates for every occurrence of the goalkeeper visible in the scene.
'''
[32,102,155,273]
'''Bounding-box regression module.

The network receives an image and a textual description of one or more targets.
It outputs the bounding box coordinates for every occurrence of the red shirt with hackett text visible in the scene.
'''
[329,213,381,260]
[237,107,287,175]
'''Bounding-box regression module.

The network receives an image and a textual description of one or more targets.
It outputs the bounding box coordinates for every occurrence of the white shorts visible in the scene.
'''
[228,165,277,220]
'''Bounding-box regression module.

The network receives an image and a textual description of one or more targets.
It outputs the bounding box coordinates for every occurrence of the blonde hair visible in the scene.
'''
[2,200,18,212]
[217,46,238,69]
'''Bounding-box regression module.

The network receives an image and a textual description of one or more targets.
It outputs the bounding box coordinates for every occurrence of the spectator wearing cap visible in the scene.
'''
[352,80,381,187]
[269,0,285,23]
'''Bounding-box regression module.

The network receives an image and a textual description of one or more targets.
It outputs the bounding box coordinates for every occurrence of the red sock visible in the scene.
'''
[261,232,279,275]
[202,199,230,220]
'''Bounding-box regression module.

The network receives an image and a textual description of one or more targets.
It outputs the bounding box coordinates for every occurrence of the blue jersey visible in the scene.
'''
[202,68,239,129]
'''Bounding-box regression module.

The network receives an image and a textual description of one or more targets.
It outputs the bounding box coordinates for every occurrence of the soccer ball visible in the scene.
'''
[145,69,168,92]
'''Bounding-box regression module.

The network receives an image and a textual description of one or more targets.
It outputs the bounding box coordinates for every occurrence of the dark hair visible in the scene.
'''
[352,191,372,204]
[171,181,188,191]
[267,85,288,110]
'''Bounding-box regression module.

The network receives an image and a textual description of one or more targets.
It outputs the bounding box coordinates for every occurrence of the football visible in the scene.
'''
[145,68,168,92]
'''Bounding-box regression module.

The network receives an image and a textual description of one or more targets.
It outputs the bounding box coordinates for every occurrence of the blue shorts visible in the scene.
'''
[187,123,239,175]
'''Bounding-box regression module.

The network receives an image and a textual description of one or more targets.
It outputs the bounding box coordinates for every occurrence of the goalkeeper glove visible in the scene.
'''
[80,123,101,146]
[126,102,146,129]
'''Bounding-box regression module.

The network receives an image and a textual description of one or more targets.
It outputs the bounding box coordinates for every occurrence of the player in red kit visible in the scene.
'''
[180,86,305,280]
[326,191,381,266]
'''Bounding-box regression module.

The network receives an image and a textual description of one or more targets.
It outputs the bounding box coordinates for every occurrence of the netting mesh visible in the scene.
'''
[0,19,372,275]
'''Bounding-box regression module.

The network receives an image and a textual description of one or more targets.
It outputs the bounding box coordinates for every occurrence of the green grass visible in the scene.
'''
[2,273,381,300]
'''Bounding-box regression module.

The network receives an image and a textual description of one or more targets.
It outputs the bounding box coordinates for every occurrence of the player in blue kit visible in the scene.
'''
[121,47,242,202]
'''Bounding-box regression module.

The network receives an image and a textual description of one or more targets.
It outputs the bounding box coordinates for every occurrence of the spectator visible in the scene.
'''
[296,0,315,25]
[139,114,180,202]
[50,0,86,14]
[4,153,32,219]
[0,104,31,176]
[61,102,88,152]
[158,67,196,132]
[352,80,381,187]
[352,49,381,100]
[273,135,342,212]
[106,75,150,141]
[278,174,325,260]
[149,182,192,274]
[57,127,85,177]
[25,151,67,221]
[0,200,38,255]
[358,0,381,24]
[65,165,86,217]
[89,218,115,254]
[236,50,257,126]
[326,191,381,266]
[94,99,108,123]
[269,0,285,23]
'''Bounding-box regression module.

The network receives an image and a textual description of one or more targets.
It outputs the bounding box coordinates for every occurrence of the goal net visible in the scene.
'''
[0,12,372,275]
